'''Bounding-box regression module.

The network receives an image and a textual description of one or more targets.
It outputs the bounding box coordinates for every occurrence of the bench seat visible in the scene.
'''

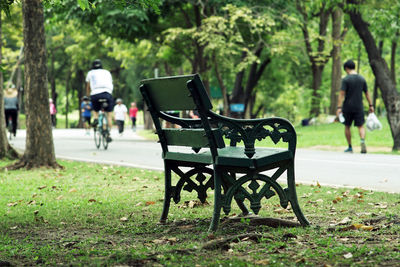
[165,147,293,168]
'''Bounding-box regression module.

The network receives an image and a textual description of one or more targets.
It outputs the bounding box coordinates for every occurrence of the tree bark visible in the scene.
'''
[0,11,19,160]
[372,41,383,109]
[213,55,229,116]
[9,0,60,169]
[330,8,342,115]
[347,0,400,150]
[390,38,397,86]
[296,0,331,117]
[73,69,85,128]
[0,11,8,158]
[65,69,71,128]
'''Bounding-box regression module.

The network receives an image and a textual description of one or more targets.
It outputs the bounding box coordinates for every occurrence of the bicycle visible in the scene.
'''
[93,99,111,150]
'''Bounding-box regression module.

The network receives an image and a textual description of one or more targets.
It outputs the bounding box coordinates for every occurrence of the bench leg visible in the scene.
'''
[287,163,310,226]
[160,163,172,224]
[208,168,222,232]
[228,172,249,216]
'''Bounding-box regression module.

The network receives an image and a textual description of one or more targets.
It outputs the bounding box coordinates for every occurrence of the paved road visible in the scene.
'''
[9,128,400,193]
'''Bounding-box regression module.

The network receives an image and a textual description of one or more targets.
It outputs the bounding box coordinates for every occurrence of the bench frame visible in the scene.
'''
[140,74,309,231]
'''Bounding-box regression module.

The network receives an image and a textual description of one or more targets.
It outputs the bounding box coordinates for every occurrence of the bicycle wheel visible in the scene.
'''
[102,131,109,150]
[94,128,102,149]
[101,117,109,150]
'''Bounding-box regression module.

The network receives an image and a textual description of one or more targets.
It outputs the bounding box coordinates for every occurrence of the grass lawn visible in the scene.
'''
[1,160,399,266]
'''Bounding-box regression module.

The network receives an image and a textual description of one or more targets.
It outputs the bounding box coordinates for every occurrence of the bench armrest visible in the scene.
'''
[209,112,297,158]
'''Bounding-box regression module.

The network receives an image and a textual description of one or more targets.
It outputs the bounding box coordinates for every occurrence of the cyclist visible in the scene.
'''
[4,87,19,137]
[86,59,113,142]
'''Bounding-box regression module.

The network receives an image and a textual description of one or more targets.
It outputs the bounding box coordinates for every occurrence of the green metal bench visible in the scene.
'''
[140,74,309,232]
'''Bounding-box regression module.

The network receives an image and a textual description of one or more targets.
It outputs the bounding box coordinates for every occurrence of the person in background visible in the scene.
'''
[81,96,92,135]
[113,98,128,136]
[49,98,57,128]
[129,102,138,131]
[4,87,19,136]
[336,59,374,153]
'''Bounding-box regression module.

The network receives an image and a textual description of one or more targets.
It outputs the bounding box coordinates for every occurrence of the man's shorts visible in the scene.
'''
[82,116,91,124]
[343,110,365,127]
[90,92,114,112]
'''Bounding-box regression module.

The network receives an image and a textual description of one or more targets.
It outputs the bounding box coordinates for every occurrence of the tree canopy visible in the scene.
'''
[1,0,400,150]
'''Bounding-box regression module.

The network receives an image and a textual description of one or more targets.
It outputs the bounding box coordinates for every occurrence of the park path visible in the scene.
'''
[9,128,400,193]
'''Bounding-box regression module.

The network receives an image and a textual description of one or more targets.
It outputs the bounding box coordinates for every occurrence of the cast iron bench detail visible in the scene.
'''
[140,74,309,231]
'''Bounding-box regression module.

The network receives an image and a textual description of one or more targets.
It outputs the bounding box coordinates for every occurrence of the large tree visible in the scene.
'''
[346,0,400,150]
[9,0,59,169]
[0,3,20,160]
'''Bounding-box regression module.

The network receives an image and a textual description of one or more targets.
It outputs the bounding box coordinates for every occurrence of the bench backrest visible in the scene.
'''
[140,74,224,155]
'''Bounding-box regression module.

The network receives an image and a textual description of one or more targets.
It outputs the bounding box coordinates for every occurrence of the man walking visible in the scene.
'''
[336,59,374,153]
[114,98,128,136]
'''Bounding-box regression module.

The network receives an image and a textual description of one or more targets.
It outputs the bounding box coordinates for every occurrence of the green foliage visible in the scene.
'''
[270,83,311,123]
[0,0,14,17]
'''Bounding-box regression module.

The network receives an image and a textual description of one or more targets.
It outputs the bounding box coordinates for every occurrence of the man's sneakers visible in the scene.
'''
[91,119,98,128]
[104,130,112,143]
[344,147,353,153]
[361,142,367,154]
[344,144,367,153]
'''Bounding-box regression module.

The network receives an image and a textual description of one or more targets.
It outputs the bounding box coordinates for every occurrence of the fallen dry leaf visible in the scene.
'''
[88,199,97,202]
[338,217,352,225]
[343,252,353,259]
[360,225,373,231]
[273,208,290,214]
[120,217,128,222]
[38,185,47,190]
[56,195,63,200]
[7,202,18,207]
[69,188,77,193]
[375,203,388,209]
[255,259,270,265]
[145,201,156,206]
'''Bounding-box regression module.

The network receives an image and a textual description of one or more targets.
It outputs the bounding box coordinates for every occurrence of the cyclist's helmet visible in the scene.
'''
[92,59,102,69]
[82,96,89,101]
[116,98,122,103]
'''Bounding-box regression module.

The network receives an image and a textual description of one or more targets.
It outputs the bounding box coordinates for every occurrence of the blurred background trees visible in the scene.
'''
[1,0,400,150]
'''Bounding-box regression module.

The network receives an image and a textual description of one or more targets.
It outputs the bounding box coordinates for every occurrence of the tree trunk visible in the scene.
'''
[373,41,383,109]
[0,11,8,158]
[330,8,342,115]
[143,102,154,130]
[390,38,397,86]
[347,0,400,151]
[65,69,71,128]
[296,1,331,117]
[9,0,60,169]
[213,56,230,116]
[74,69,85,128]
[0,11,19,160]
[310,64,324,116]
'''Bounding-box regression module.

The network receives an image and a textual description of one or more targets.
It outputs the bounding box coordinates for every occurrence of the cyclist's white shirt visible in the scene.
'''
[86,69,113,95]
[114,104,128,121]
